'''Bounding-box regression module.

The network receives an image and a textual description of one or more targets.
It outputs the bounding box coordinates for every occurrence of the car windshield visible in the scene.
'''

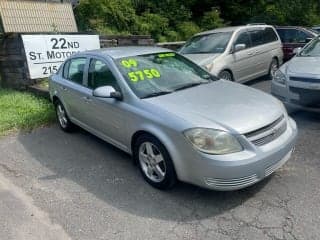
[299,37,320,57]
[115,52,216,99]
[179,32,232,54]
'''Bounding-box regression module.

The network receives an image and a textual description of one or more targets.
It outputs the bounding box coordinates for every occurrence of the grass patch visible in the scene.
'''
[0,88,55,136]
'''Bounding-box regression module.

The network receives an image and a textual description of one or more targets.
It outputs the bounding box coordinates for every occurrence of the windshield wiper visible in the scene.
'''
[173,81,209,92]
[141,91,173,99]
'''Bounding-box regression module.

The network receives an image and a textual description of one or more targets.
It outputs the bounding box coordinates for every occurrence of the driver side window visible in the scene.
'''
[88,59,120,91]
[234,32,251,50]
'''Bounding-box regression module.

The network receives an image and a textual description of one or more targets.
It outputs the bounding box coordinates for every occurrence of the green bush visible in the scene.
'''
[75,0,320,41]
[137,13,169,38]
[200,9,225,31]
[176,21,201,40]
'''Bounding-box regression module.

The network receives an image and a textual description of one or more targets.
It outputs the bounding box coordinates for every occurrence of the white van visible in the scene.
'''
[179,24,283,82]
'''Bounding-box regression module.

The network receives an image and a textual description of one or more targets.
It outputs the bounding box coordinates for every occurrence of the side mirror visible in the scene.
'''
[293,47,302,55]
[233,44,246,53]
[93,86,122,100]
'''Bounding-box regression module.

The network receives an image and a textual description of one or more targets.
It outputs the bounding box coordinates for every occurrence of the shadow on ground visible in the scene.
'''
[17,125,270,222]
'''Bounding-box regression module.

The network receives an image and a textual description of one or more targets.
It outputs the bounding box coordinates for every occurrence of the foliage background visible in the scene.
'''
[74,0,320,42]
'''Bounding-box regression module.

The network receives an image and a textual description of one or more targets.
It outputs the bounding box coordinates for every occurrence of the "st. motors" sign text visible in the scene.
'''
[22,35,100,79]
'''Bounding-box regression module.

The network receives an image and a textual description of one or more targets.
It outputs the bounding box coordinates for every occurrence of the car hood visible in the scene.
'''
[287,56,320,75]
[183,53,221,66]
[144,80,283,134]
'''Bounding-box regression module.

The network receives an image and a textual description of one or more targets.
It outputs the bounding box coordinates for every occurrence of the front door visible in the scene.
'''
[230,30,255,82]
[81,58,127,148]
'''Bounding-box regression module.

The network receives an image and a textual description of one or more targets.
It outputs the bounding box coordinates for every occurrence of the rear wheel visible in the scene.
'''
[269,58,279,79]
[219,70,233,81]
[134,134,177,190]
[54,100,74,132]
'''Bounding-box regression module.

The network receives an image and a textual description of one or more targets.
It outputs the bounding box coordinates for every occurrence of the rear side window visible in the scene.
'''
[249,30,265,47]
[63,58,87,85]
[62,61,70,79]
[277,29,309,43]
[296,30,310,42]
[278,29,297,43]
[264,28,278,43]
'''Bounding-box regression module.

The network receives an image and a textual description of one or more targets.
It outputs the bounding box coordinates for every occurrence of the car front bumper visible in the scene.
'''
[271,80,320,112]
[174,117,298,191]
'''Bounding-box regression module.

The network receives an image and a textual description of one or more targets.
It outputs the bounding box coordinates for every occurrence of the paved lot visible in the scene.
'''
[0,78,319,240]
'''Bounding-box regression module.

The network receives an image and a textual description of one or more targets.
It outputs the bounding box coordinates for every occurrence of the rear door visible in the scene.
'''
[58,57,91,124]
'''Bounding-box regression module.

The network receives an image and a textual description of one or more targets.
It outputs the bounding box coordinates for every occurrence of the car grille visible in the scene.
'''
[205,174,259,189]
[245,115,287,146]
[290,76,320,83]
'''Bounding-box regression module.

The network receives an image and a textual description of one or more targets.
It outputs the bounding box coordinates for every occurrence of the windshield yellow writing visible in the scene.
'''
[121,59,138,68]
[128,69,161,82]
[158,53,176,58]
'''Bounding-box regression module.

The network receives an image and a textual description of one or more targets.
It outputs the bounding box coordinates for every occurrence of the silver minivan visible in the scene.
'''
[179,25,283,82]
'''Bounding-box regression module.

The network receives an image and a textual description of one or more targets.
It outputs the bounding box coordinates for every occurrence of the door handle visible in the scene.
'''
[60,86,68,91]
[255,50,259,54]
[247,52,253,56]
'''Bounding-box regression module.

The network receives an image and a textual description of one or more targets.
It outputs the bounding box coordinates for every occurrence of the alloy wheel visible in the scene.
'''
[219,71,233,81]
[138,142,166,183]
[56,104,68,129]
[270,59,279,78]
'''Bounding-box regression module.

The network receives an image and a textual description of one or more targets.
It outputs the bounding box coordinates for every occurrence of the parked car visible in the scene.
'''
[275,26,318,61]
[179,24,283,82]
[271,36,320,111]
[49,47,297,191]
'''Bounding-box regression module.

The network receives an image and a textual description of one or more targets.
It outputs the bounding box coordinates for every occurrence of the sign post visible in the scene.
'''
[22,35,100,79]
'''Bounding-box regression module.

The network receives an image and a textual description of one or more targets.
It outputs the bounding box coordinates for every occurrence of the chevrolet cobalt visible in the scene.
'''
[49,47,297,190]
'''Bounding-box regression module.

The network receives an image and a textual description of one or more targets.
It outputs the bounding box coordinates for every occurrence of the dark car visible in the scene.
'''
[312,26,320,33]
[275,26,318,61]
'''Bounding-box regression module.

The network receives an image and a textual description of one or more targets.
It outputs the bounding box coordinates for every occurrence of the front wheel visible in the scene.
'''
[218,70,233,81]
[134,135,177,190]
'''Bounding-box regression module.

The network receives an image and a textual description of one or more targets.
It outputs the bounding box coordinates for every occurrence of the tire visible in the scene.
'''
[268,58,279,79]
[218,70,233,81]
[54,100,75,132]
[133,134,177,190]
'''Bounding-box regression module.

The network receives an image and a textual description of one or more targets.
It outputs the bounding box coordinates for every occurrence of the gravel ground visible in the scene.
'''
[0,78,319,240]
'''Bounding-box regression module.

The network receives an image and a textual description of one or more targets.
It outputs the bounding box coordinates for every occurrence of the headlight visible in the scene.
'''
[273,69,286,85]
[184,128,243,155]
[204,62,214,72]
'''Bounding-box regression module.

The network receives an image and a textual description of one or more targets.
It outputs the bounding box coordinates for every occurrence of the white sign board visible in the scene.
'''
[22,35,100,79]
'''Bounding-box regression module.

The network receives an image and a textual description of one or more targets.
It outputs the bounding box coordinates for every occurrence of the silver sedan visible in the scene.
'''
[49,47,297,191]
[272,36,320,111]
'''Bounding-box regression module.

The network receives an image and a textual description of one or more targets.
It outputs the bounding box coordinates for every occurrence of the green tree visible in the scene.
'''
[74,0,320,41]
[200,9,226,30]
[75,0,138,34]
